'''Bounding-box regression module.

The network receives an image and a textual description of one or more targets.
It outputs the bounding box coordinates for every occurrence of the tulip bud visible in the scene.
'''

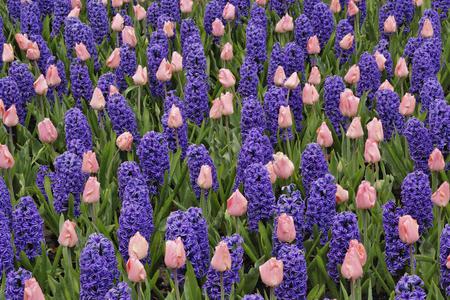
[37,118,58,143]
[90,87,106,111]
[58,220,78,247]
[226,189,248,217]
[259,258,284,287]
[211,241,232,272]
[82,176,101,203]
[129,232,149,260]
[398,215,420,244]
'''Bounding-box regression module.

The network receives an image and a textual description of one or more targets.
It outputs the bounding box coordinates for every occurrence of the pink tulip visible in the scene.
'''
[330,0,341,13]
[0,144,14,169]
[346,117,364,139]
[344,65,360,84]
[364,139,381,163]
[171,51,183,72]
[2,43,14,63]
[180,0,193,13]
[90,87,106,111]
[212,18,225,37]
[33,74,48,96]
[255,0,267,5]
[197,165,213,190]
[348,239,367,266]
[284,72,300,90]
[71,0,82,8]
[384,15,397,33]
[347,0,359,16]
[112,0,123,8]
[209,98,223,119]
[302,83,319,105]
[133,65,148,85]
[306,35,321,54]
[374,51,386,71]
[46,64,62,87]
[273,66,286,86]
[129,232,149,260]
[220,42,233,61]
[24,278,45,300]
[37,118,58,144]
[83,176,100,203]
[420,18,433,38]
[122,26,137,47]
[316,122,333,147]
[75,43,91,61]
[220,92,234,116]
[211,241,232,272]
[339,89,360,117]
[414,0,423,6]
[165,237,186,269]
[278,105,292,129]
[156,58,173,82]
[266,161,277,184]
[275,14,294,33]
[226,189,248,217]
[336,184,349,204]
[0,100,4,119]
[109,85,120,96]
[399,93,415,116]
[82,151,99,174]
[341,247,363,281]
[428,148,445,172]
[168,104,183,129]
[111,13,125,32]
[395,57,409,78]
[272,152,294,179]
[15,33,32,50]
[116,132,133,151]
[398,215,420,245]
[3,105,19,127]
[276,213,296,243]
[356,180,377,209]
[432,182,449,207]
[378,80,394,91]
[58,220,78,247]
[127,257,147,282]
[308,66,321,85]
[447,255,450,269]
[222,3,236,20]
[106,48,121,69]
[218,68,236,88]
[366,117,384,142]
[133,4,147,21]
[68,7,80,18]
[163,21,175,38]
[26,42,40,60]
[259,258,284,287]
[339,33,354,50]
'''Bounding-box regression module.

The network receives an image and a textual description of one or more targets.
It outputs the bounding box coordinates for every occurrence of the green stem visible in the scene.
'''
[437,207,442,260]
[90,203,97,225]
[270,287,275,300]
[351,280,356,300]
[410,244,415,275]
[363,210,368,248]
[137,85,141,118]
[173,269,181,300]
[220,272,225,300]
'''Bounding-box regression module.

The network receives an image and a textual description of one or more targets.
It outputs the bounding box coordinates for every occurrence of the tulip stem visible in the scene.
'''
[220,271,225,300]
[173,269,181,300]
[350,280,356,300]
[137,282,143,300]
[270,287,275,300]
[410,244,415,275]
[90,203,97,225]
[137,86,141,118]
[363,210,368,248]
[437,207,442,260]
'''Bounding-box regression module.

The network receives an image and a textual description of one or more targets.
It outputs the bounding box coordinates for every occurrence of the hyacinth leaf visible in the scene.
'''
[183,262,202,300]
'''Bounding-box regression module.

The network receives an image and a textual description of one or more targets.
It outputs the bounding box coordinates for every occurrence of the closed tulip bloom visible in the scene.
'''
[302,83,319,105]
[167,104,183,128]
[256,0,267,5]
[308,66,321,85]
[37,118,58,143]
[68,7,80,18]
[339,89,360,117]
[109,85,120,96]
[384,16,397,33]
[272,152,294,179]
[317,122,333,147]
[15,33,32,50]
[432,182,449,207]
[75,43,91,61]
[344,65,360,84]
[26,42,40,60]
[122,26,137,47]
[447,255,450,269]
[111,13,125,32]
[274,66,286,86]
[112,0,123,8]
[82,151,99,174]
[378,80,394,91]
[132,65,148,85]
[341,247,363,281]
[395,57,409,78]
[348,239,367,266]
[46,64,62,87]
[129,232,149,260]
[336,184,349,203]
[163,21,175,38]
[58,220,78,247]
[212,18,225,37]
[275,14,294,33]
[398,215,420,244]
[222,3,236,20]
[428,148,445,172]
[0,99,4,118]
[227,189,248,216]
[133,4,147,20]
[307,35,321,54]
[266,161,277,184]
[116,132,133,151]
[221,42,233,61]
[220,92,234,116]
[356,180,376,209]
[366,117,384,142]
[346,117,364,139]
[127,257,147,282]
[72,0,82,8]
[156,58,173,82]
[164,237,186,269]
[106,48,121,69]
[83,176,100,203]
[209,98,223,119]
[276,213,296,243]
[259,258,284,287]
[218,68,236,88]
[180,0,193,13]
[374,51,386,71]
[90,87,106,111]
[339,33,354,50]
[3,105,19,127]
[0,144,14,169]
[24,278,45,300]
[211,241,232,272]
[171,51,183,72]
[399,93,416,116]
[330,0,341,13]
[34,74,49,96]
[278,105,293,129]
[420,18,433,38]
[197,165,213,189]
[2,43,14,63]
[284,72,300,90]
[347,0,359,16]
[364,139,381,163]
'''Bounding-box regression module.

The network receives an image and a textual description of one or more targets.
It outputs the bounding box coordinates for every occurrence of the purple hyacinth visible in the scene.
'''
[324,75,347,135]
[433,0,450,19]
[245,5,267,68]
[270,0,295,16]
[147,33,168,98]
[403,118,433,172]
[419,77,445,112]
[35,165,51,202]
[264,86,289,144]
[335,19,355,65]
[5,268,32,300]
[238,56,259,99]
[272,188,305,256]
[162,91,189,157]
[230,0,250,19]
[0,77,22,122]
[303,0,320,18]
[29,34,52,74]
[165,207,210,278]
[375,90,405,140]
[64,108,93,156]
[186,144,219,198]
[12,196,44,260]
[105,282,132,300]
[20,1,42,35]
[70,59,94,106]
[240,96,266,141]
[400,170,433,233]
[235,128,273,189]
[160,0,181,23]
[357,52,381,102]
[395,274,427,300]
[52,0,71,37]
[327,212,360,281]
[0,17,4,69]
[289,86,303,131]
[146,2,161,28]
[284,42,305,79]
[379,3,395,37]
[244,162,275,232]
[38,0,53,16]
[419,9,441,37]
[184,75,210,125]
[114,45,136,90]
[97,72,117,97]
[393,0,414,32]
[118,178,154,262]
[300,143,329,196]
[117,161,144,200]
[0,176,12,226]
[180,19,201,48]
[428,99,450,153]
[51,151,85,216]
[345,0,367,26]
[137,131,170,190]
[242,295,264,300]
[382,200,409,275]
[183,37,207,79]
[440,225,450,296]
[106,93,140,142]
[294,14,314,57]
[7,0,21,21]
[0,213,13,277]
[374,39,393,79]
[306,174,336,244]
[80,233,119,300]
[7,61,34,122]
[311,2,334,49]
[204,0,225,34]
[275,244,307,300]
[204,234,244,299]
[267,43,285,88]
[87,0,109,44]
[410,45,436,94]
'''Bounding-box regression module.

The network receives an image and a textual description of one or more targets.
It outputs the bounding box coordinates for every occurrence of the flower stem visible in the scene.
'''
[410,244,415,275]
[270,287,275,300]
[137,85,141,118]
[437,207,442,260]
[173,269,181,300]
[350,280,356,300]
[220,271,225,300]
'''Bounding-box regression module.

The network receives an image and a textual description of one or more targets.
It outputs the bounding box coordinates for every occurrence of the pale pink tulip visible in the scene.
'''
[171,51,183,72]
[336,184,349,204]
[432,182,449,207]
[111,13,125,32]
[255,0,267,5]
[212,18,225,37]
[308,66,321,85]
[122,26,137,47]
[276,213,296,243]
[33,75,48,96]
[82,151,99,174]
[374,51,386,71]
[129,232,149,260]
[0,144,14,169]
[428,148,445,172]
[106,48,121,69]
[395,57,409,78]
[197,165,213,189]
[37,118,58,143]
[112,0,123,8]
[356,180,377,209]
[210,98,223,119]
[364,139,381,163]
[272,152,294,179]
[58,220,78,247]
[132,65,148,85]
[90,87,106,111]
[83,176,100,203]
[302,83,319,105]
[180,0,193,13]
[163,21,175,38]
[226,190,248,217]
[222,3,236,20]
[165,237,186,269]
[116,132,133,151]
[344,65,360,84]
[15,33,32,50]
[378,80,394,91]
[330,0,341,13]
[398,215,420,244]
[316,122,333,147]
[68,7,80,18]
[384,15,397,33]
[420,18,433,38]
[399,93,415,116]
[221,42,233,61]
[26,42,40,60]
[273,66,286,86]
[218,68,236,88]
[2,43,14,63]
[46,64,62,87]
[3,105,19,127]
[220,92,234,116]
[168,104,183,128]
[127,257,147,282]
[275,14,294,33]
[278,105,292,129]
[339,89,360,117]
[259,258,284,287]
[75,43,91,61]
[284,72,300,90]
[348,239,367,266]
[346,117,364,139]
[339,33,354,50]
[347,0,359,17]
[156,58,173,82]
[133,4,147,21]
[266,161,277,184]
[24,278,45,300]
[366,118,384,142]
[306,35,321,54]
[211,242,232,272]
